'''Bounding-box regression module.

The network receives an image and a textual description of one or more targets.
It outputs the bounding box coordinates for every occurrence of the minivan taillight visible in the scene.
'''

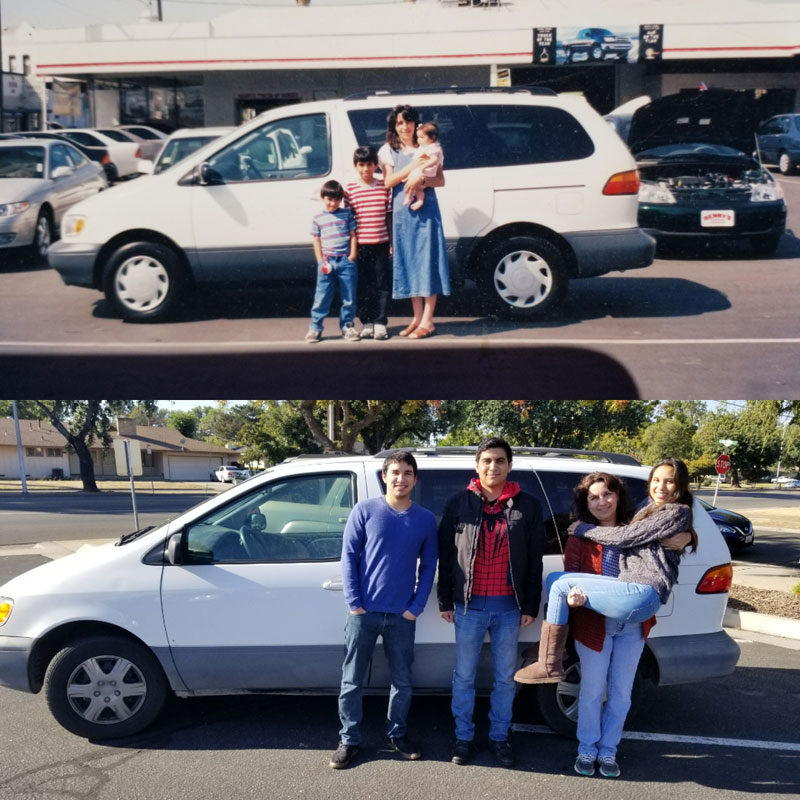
[603,169,640,195]
[696,563,733,594]
[134,147,142,158]
[101,154,111,165]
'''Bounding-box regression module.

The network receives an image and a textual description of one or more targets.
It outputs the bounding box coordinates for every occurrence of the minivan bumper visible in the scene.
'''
[48,240,101,287]
[0,635,35,693]
[647,630,740,686]
[564,227,655,277]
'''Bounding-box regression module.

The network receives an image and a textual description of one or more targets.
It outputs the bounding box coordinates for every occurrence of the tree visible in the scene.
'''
[166,411,199,440]
[127,402,167,427]
[30,401,133,492]
[641,418,695,465]
[0,400,51,420]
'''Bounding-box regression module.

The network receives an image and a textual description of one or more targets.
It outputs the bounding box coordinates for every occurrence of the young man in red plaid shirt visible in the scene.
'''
[437,437,545,768]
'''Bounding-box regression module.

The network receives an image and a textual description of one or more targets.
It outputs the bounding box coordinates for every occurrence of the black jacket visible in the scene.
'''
[437,484,546,618]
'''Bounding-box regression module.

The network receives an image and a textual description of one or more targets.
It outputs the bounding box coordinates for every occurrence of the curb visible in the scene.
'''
[723,607,800,641]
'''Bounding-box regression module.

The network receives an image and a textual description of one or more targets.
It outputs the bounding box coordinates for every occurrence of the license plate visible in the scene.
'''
[701,209,735,227]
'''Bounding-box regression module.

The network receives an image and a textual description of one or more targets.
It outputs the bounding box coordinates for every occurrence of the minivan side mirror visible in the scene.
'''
[167,532,185,565]
[51,165,73,179]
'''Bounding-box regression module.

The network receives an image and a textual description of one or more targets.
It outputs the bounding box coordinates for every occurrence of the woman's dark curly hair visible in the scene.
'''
[571,471,633,526]
[385,104,420,151]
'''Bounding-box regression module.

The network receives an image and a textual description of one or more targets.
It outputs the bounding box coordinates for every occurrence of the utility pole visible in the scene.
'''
[157,0,163,21]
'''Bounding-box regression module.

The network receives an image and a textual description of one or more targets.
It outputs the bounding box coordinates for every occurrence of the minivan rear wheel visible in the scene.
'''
[44,635,168,739]
[480,235,567,318]
[103,241,183,322]
[778,151,794,175]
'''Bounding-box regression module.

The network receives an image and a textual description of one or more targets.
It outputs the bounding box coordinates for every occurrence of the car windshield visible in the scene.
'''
[126,127,161,140]
[154,136,218,174]
[637,142,746,158]
[0,146,45,178]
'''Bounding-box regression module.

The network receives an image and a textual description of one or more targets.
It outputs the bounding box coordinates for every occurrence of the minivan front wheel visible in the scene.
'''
[778,151,794,175]
[44,635,168,739]
[480,235,567,318]
[103,241,183,322]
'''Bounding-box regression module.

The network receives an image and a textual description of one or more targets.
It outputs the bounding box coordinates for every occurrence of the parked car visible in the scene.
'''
[48,88,654,322]
[0,448,738,740]
[214,464,251,483]
[57,129,141,180]
[0,139,107,260]
[95,127,162,163]
[13,131,118,184]
[755,114,800,175]
[698,499,754,549]
[563,28,632,63]
[608,90,787,256]
[778,478,800,488]
[138,126,235,175]
[117,124,168,161]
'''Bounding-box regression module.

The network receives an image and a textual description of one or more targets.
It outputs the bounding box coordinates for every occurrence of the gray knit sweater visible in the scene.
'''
[573,502,692,604]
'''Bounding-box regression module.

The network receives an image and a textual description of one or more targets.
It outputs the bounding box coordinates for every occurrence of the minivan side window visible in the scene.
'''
[468,105,595,166]
[204,113,329,183]
[535,470,649,555]
[183,471,355,563]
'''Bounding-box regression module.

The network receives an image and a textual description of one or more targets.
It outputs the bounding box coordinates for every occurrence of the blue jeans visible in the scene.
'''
[338,611,416,746]
[309,255,357,331]
[451,605,521,742]
[575,618,645,760]
[545,572,661,626]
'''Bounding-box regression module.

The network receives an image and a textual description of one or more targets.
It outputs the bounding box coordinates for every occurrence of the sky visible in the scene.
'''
[3,0,412,29]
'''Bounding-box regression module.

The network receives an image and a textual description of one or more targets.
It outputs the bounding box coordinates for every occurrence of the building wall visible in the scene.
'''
[661,71,800,112]
[0,447,70,479]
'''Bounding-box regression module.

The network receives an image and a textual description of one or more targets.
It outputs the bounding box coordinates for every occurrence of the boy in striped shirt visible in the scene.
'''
[306,180,359,343]
[344,146,392,340]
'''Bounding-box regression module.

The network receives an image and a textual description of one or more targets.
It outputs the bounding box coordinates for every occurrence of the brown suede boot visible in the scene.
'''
[513,621,569,684]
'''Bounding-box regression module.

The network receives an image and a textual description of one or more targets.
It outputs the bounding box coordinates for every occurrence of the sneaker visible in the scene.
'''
[490,739,515,768]
[574,754,596,776]
[360,323,374,339]
[373,323,389,340]
[598,756,620,778]
[342,325,361,342]
[451,739,473,766]
[386,736,421,760]
[329,742,359,769]
[304,328,321,343]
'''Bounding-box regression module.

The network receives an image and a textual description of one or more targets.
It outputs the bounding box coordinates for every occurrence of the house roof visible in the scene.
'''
[0,419,234,455]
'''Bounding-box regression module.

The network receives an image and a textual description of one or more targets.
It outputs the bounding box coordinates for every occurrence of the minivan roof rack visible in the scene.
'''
[372,447,640,466]
[344,85,557,101]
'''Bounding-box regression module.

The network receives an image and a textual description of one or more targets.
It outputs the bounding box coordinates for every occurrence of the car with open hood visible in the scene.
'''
[607,90,786,256]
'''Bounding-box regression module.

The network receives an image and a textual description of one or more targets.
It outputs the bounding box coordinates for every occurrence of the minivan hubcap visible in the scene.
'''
[66,655,147,723]
[115,256,169,312]
[493,250,553,308]
[35,217,51,258]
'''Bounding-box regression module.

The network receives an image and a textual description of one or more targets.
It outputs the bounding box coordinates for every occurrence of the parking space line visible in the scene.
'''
[511,723,800,752]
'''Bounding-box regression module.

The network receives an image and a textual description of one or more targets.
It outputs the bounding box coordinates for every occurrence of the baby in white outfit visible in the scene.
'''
[404,122,443,211]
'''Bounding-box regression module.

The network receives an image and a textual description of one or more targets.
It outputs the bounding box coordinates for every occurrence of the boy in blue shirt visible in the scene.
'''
[331,450,438,769]
[306,180,359,342]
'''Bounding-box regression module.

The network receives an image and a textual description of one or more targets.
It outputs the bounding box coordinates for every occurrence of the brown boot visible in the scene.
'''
[513,621,569,684]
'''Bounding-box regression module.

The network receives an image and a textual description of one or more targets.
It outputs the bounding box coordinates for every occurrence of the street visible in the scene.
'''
[1,175,798,398]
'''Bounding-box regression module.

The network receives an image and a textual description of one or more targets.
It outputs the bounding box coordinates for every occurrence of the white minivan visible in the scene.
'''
[0,448,738,740]
[48,89,655,322]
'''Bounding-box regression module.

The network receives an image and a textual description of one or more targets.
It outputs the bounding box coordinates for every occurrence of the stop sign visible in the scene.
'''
[716,454,731,475]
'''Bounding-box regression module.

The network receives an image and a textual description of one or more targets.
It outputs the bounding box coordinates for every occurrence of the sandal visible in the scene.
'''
[399,323,419,337]
[408,326,434,340]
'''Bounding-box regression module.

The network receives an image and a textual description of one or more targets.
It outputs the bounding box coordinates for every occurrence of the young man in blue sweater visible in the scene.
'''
[331,450,438,770]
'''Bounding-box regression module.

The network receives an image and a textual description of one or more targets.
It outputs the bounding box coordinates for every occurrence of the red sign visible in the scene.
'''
[715,454,731,475]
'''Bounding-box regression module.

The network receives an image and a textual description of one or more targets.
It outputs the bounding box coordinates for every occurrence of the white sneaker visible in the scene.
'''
[304,328,321,343]
[360,323,374,339]
[373,323,389,340]
[342,325,361,342]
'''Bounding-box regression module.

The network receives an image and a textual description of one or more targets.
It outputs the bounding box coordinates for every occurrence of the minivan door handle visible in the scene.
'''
[323,578,343,591]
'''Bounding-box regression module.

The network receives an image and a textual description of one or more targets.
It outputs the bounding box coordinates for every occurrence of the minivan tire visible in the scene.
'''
[103,241,183,322]
[778,151,794,175]
[480,235,568,318]
[44,635,168,739]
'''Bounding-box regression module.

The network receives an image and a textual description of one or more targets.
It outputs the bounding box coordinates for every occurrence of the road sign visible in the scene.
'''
[716,454,731,475]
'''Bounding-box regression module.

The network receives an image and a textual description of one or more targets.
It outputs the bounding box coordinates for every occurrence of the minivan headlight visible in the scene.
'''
[0,202,30,218]
[638,181,676,204]
[62,214,86,236]
[0,598,13,626]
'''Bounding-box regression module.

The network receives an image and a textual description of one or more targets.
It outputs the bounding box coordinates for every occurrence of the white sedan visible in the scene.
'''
[215,465,250,483]
[57,129,141,180]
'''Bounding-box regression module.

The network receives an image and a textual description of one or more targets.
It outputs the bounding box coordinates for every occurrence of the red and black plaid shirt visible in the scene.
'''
[469,478,519,597]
